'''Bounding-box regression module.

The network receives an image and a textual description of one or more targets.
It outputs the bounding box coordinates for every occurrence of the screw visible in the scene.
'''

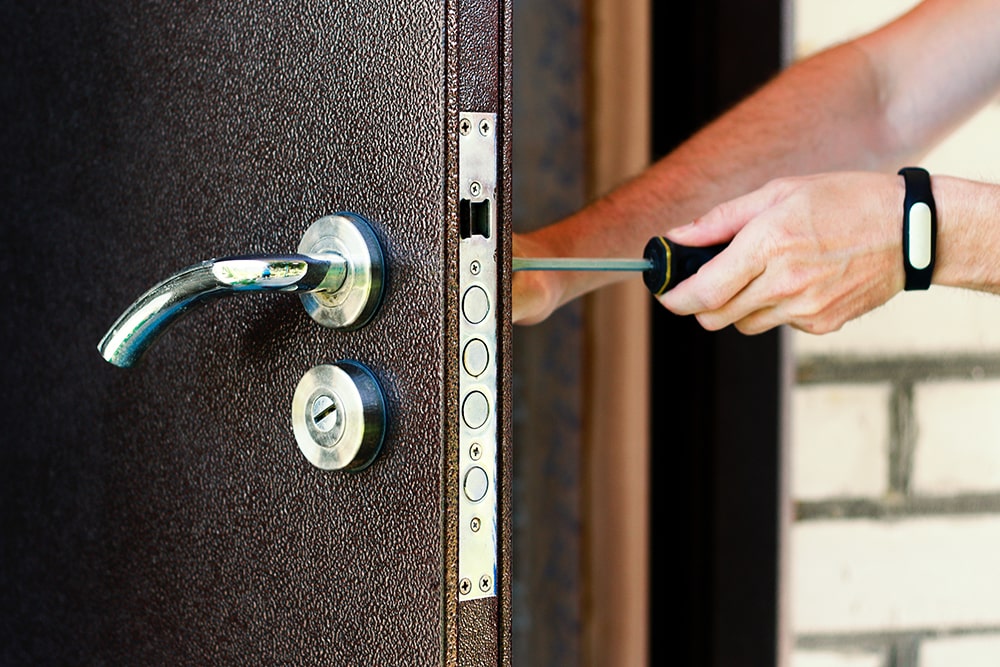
[471,517,481,532]
[470,260,481,275]
[459,578,472,595]
[479,118,491,136]
[459,118,471,135]
[470,443,482,460]
[469,181,482,197]
[479,575,492,592]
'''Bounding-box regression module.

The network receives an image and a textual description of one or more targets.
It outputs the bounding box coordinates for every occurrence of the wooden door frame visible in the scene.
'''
[582,1,651,665]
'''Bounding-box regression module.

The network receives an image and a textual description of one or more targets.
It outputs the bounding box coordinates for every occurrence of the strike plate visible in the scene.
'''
[457,111,498,601]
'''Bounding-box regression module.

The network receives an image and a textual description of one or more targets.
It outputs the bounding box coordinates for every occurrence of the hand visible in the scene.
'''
[511,232,564,325]
[658,172,906,334]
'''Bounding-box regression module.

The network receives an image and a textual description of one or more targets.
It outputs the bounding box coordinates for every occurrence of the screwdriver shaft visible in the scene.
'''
[512,257,653,272]
[512,237,727,296]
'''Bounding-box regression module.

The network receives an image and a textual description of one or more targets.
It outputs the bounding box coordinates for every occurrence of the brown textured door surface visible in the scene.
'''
[0,1,511,665]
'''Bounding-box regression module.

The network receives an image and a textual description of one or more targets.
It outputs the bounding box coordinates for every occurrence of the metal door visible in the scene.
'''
[0,1,512,664]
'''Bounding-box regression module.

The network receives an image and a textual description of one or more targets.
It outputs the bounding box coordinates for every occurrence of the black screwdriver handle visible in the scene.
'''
[642,237,728,296]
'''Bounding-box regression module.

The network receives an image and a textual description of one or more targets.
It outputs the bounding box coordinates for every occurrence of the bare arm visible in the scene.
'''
[513,0,1000,324]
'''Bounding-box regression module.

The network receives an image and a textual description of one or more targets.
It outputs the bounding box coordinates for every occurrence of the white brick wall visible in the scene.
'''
[792,384,890,501]
[791,3,1000,664]
[792,650,885,667]
[912,380,1000,495]
[793,0,917,59]
[793,288,1000,357]
[919,635,1000,667]
[792,516,1000,634]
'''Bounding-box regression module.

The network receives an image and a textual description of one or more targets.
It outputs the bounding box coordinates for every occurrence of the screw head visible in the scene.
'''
[470,260,481,275]
[470,443,482,460]
[459,118,472,135]
[459,578,472,595]
[479,575,492,592]
[471,517,481,532]
[469,181,482,197]
[479,118,491,136]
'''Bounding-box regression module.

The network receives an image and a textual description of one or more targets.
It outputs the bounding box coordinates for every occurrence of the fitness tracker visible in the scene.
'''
[898,166,936,291]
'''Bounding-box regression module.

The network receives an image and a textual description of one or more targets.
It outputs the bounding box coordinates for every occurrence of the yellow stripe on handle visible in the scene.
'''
[653,236,672,296]
[641,236,673,296]
[642,236,729,297]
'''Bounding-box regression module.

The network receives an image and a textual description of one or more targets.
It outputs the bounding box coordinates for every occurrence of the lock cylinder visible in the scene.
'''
[291,362,387,471]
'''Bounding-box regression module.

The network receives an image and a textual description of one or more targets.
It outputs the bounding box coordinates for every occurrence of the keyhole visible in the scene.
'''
[310,393,344,443]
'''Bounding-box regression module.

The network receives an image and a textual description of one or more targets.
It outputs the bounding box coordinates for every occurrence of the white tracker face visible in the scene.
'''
[907,201,933,270]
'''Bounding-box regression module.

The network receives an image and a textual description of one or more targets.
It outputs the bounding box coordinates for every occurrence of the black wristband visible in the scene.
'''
[899,166,936,290]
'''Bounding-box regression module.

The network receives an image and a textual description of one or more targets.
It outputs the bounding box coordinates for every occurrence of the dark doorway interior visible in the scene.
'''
[649,3,785,666]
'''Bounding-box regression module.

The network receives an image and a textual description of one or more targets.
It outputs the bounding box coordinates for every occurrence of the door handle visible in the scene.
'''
[98,213,385,368]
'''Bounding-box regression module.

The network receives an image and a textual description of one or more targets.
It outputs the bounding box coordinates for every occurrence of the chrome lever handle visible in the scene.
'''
[98,213,385,368]
[98,253,346,368]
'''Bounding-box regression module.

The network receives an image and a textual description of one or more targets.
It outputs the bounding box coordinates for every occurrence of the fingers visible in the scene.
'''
[667,179,791,246]
[511,234,542,324]
[512,272,550,325]
[658,173,904,335]
[657,226,768,320]
[657,181,792,323]
[511,232,563,325]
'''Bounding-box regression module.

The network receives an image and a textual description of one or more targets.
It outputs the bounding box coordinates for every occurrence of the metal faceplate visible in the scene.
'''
[458,111,499,601]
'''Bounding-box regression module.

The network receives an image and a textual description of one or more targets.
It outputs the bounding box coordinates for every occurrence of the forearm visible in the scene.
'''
[934,176,1000,293]
[525,41,894,308]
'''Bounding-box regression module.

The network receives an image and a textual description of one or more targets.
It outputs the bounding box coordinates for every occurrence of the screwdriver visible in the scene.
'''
[512,237,728,296]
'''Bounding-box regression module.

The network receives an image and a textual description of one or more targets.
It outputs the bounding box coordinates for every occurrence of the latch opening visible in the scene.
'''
[460,198,491,239]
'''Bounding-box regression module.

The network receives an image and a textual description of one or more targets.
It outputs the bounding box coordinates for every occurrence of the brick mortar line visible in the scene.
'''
[797,355,1000,385]
[795,493,1000,521]
[888,381,914,496]
[795,625,1000,652]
